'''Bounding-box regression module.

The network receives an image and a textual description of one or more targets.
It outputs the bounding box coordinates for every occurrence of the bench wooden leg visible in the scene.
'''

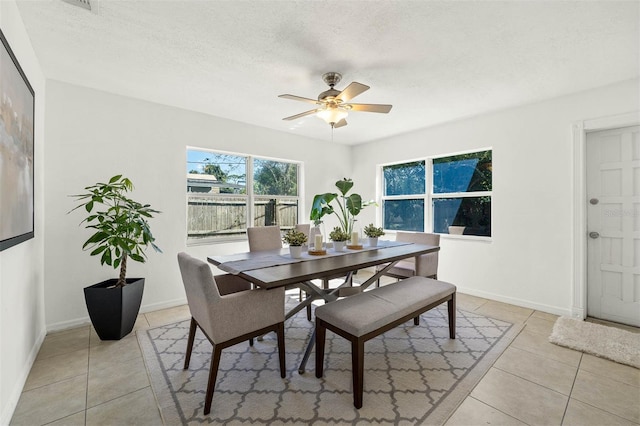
[315,321,326,378]
[352,338,365,409]
[448,293,456,339]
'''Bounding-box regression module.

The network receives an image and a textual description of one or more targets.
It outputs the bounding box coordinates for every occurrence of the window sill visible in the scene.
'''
[440,234,492,242]
[187,236,247,246]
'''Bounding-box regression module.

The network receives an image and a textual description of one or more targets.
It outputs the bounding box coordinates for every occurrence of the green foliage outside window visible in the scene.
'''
[253,159,298,196]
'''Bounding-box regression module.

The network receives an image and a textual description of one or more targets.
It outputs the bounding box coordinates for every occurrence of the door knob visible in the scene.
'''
[589,232,600,239]
[589,198,599,205]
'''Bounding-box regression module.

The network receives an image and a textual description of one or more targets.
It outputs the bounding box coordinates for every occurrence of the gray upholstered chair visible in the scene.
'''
[294,223,311,237]
[247,225,313,320]
[376,231,440,286]
[247,225,283,251]
[177,252,286,415]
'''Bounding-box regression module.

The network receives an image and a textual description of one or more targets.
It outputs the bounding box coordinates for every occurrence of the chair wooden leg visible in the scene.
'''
[307,305,312,321]
[315,321,326,378]
[249,338,254,346]
[413,316,420,326]
[204,345,223,415]
[276,322,286,378]
[184,317,197,369]
[352,338,365,409]
[448,294,456,339]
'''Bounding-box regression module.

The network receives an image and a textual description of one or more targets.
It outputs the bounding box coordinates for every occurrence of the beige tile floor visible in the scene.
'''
[10,277,640,426]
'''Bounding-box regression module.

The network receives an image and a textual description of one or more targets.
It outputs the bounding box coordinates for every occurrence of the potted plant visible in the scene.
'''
[282,228,307,258]
[363,223,385,247]
[70,175,161,340]
[329,226,349,252]
[310,178,376,236]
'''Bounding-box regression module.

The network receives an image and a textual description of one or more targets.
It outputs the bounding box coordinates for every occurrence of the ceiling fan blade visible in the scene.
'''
[278,94,320,105]
[336,82,369,102]
[333,118,348,128]
[348,103,393,113]
[282,109,319,121]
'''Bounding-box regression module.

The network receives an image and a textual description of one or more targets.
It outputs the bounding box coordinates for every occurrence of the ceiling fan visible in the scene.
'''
[278,72,392,128]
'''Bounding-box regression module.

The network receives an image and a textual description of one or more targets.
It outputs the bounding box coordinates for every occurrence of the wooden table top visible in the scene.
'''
[208,243,439,289]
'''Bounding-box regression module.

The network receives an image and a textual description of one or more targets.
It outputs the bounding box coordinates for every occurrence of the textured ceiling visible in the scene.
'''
[15,0,640,145]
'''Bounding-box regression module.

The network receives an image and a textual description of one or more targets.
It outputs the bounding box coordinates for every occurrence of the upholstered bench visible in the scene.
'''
[314,276,456,409]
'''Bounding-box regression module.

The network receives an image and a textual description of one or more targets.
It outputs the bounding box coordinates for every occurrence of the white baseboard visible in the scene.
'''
[570,306,585,319]
[46,317,92,333]
[456,286,572,317]
[139,298,188,314]
[46,298,188,333]
[0,328,46,426]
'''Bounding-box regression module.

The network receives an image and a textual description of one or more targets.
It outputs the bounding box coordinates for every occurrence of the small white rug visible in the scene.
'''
[549,317,640,369]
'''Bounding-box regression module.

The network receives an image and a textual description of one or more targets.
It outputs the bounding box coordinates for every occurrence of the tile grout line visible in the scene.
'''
[468,395,533,426]
[505,340,581,369]
[138,316,167,425]
[567,368,640,423]
[559,353,582,425]
[491,364,575,399]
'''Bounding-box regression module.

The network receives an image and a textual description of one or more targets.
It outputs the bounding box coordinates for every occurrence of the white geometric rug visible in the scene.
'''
[549,316,640,369]
[138,302,513,425]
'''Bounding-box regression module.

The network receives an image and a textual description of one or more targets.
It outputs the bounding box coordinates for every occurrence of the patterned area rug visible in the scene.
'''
[138,301,513,425]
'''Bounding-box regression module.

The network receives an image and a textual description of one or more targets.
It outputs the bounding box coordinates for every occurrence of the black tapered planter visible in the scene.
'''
[84,278,145,340]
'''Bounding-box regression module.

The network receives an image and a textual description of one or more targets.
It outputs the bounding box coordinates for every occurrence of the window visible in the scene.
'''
[187,149,300,242]
[432,150,492,236]
[381,150,492,237]
[382,161,426,232]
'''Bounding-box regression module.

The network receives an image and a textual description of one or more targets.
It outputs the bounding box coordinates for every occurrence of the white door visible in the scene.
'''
[586,126,640,326]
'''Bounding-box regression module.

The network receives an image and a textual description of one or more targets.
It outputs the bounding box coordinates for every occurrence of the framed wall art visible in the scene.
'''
[0,28,34,251]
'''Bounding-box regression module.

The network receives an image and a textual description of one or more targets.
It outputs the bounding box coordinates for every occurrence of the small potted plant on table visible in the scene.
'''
[70,175,161,340]
[363,223,385,247]
[329,226,349,252]
[282,229,307,258]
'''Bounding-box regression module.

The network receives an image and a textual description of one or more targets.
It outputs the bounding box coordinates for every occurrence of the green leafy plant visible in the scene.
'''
[310,178,376,235]
[329,226,349,242]
[363,223,385,238]
[282,229,308,246]
[69,175,162,288]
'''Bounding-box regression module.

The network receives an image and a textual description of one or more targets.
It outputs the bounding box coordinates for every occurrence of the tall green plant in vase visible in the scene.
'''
[310,178,375,235]
[70,175,162,340]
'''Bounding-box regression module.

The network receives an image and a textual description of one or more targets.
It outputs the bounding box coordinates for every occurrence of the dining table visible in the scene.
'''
[208,240,440,373]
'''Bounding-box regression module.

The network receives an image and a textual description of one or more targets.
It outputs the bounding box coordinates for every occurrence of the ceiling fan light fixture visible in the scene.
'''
[279,72,391,129]
[317,107,348,125]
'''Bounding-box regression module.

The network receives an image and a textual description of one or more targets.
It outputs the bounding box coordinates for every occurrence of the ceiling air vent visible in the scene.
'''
[61,0,91,11]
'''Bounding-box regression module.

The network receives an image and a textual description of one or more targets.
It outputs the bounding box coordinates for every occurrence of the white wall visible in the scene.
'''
[0,2,46,424]
[43,80,351,330]
[352,79,640,316]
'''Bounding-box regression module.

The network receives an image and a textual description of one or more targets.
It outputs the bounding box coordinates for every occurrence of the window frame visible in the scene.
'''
[186,147,302,245]
[379,148,492,240]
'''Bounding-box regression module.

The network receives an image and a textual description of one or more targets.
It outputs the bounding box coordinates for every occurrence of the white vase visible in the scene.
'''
[333,240,346,252]
[448,226,466,235]
[289,245,302,258]
[368,237,379,247]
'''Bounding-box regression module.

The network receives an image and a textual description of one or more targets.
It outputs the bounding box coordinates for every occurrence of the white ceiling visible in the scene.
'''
[15,0,640,145]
